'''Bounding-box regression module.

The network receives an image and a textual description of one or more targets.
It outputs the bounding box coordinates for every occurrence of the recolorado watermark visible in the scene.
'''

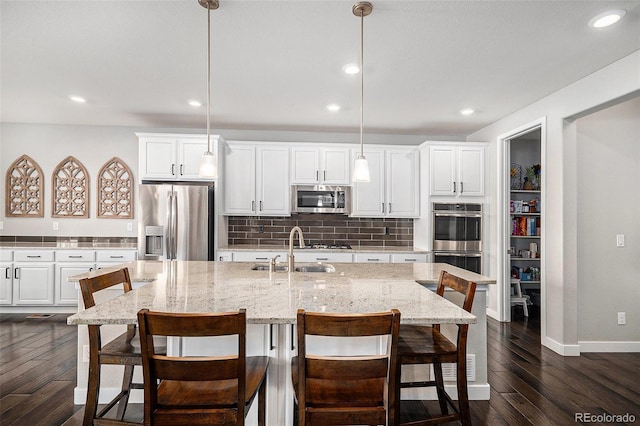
[575,412,636,423]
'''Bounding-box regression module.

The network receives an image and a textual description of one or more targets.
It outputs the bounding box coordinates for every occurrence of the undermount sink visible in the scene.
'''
[250,263,335,273]
[294,264,336,273]
[251,264,289,272]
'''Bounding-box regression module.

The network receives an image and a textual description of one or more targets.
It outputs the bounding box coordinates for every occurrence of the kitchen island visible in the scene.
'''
[68,261,493,425]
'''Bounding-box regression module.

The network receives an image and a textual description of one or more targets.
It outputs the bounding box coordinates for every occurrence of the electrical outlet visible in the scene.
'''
[127,222,133,231]
[618,312,626,325]
[52,222,59,231]
[82,344,90,362]
[259,225,265,233]
[616,234,625,247]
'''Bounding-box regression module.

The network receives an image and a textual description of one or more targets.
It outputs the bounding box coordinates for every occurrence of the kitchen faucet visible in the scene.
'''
[288,226,305,271]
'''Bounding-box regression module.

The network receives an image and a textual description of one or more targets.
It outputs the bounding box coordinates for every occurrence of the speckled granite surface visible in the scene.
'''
[67,261,491,326]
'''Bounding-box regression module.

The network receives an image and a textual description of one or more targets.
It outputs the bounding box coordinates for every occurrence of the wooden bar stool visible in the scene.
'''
[79,268,166,426]
[137,308,268,426]
[395,270,477,426]
[291,308,401,426]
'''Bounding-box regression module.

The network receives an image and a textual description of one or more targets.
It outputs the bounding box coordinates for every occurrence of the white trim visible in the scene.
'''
[486,307,500,321]
[74,387,144,405]
[579,341,640,353]
[0,306,77,314]
[401,384,491,401]
[542,335,580,356]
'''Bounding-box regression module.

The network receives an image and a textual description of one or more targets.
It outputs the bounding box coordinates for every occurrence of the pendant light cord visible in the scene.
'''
[207,6,211,153]
[359,9,364,157]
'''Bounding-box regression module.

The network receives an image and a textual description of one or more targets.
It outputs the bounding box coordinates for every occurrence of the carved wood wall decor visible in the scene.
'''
[5,154,44,217]
[97,157,134,219]
[52,156,89,218]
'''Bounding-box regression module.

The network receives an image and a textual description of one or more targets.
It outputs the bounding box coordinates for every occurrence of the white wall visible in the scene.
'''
[576,97,640,348]
[467,50,640,354]
[1,123,139,237]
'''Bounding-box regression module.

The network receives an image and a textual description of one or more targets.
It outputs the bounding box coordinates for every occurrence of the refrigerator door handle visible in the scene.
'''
[165,191,173,260]
[172,191,178,259]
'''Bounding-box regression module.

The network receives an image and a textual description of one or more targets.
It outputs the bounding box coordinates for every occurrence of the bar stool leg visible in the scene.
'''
[258,378,266,426]
[83,349,100,426]
[457,357,471,426]
[116,364,135,419]
[433,361,449,415]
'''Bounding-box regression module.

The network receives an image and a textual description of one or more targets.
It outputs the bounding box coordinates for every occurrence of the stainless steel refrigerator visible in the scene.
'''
[138,182,214,261]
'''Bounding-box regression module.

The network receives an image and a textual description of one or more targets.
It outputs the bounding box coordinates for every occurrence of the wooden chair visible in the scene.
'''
[79,267,166,426]
[395,270,477,426]
[137,308,269,426]
[292,309,401,426]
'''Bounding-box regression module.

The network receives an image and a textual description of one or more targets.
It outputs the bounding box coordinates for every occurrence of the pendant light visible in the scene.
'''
[351,1,372,183]
[198,0,219,179]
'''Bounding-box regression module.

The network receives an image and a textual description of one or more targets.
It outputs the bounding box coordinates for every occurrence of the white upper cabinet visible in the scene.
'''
[351,147,420,218]
[223,141,290,216]
[291,146,351,185]
[428,143,486,197]
[137,133,222,181]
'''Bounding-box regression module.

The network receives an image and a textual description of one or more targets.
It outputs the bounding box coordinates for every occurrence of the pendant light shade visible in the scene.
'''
[351,2,372,183]
[198,0,219,179]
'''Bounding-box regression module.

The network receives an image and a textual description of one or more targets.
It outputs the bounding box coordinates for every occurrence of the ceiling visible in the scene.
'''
[2,0,639,140]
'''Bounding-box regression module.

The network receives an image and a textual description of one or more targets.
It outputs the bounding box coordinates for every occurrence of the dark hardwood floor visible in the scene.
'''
[1,308,638,425]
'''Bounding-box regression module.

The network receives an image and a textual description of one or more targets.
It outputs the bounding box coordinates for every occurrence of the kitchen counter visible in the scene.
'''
[219,244,429,253]
[67,261,481,325]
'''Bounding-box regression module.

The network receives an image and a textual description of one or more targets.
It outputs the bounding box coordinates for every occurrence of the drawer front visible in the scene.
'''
[0,250,13,262]
[96,250,137,262]
[353,253,391,263]
[232,251,286,262]
[295,252,353,263]
[391,253,428,263]
[14,250,55,262]
[56,250,96,262]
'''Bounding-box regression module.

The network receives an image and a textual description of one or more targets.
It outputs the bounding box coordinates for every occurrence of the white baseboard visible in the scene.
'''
[579,340,640,353]
[542,336,580,356]
[401,383,490,401]
[486,308,500,321]
[0,306,77,314]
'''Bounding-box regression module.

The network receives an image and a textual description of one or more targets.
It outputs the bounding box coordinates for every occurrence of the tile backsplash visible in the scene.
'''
[227,214,413,248]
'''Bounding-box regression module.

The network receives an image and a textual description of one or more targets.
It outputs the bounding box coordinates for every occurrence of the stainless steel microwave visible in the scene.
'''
[292,185,351,214]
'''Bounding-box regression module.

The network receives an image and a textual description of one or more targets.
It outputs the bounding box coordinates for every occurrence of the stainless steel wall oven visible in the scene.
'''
[432,202,483,273]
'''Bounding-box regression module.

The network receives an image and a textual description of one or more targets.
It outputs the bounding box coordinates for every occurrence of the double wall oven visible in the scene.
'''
[432,202,483,274]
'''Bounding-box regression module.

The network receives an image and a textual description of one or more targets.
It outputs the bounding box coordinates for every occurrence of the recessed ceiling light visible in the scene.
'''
[326,104,341,112]
[188,99,202,107]
[589,10,626,28]
[69,95,86,103]
[342,64,360,75]
[460,108,475,116]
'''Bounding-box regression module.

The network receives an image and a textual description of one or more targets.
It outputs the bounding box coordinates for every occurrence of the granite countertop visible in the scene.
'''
[67,261,490,326]
[219,244,429,253]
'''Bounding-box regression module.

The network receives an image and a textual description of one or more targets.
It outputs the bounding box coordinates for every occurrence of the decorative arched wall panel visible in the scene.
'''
[5,154,44,217]
[52,156,89,218]
[97,157,133,219]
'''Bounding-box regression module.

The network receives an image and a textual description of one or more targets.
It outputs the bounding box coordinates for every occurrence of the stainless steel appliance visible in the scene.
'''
[292,185,351,214]
[432,202,483,273]
[138,182,214,260]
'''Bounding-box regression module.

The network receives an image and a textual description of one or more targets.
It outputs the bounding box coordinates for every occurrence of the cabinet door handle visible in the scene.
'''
[368,258,380,262]
[5,267,10,280]
[453,181,456,193]
[381,203,385,213]
[68,255,83,259]
[171,164,176,176]
[460,182,464,193]
[316,257,328,261]
[180,164,184,175]
[405,258,417,262]
[110,255,124,259]
[269,324,276,350]
[251,200,255,212]
[316,170,319,181]
[89,267,94,271]
[291,324,296,351]
[259,201,263,211]
[323,170,326,181]
[26,255,41,258]
[388,203,391,213]
[14,268,19,280]
[255,257,268,260]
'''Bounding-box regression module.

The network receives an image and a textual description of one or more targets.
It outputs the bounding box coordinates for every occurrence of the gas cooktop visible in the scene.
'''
[303,242,352,250]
